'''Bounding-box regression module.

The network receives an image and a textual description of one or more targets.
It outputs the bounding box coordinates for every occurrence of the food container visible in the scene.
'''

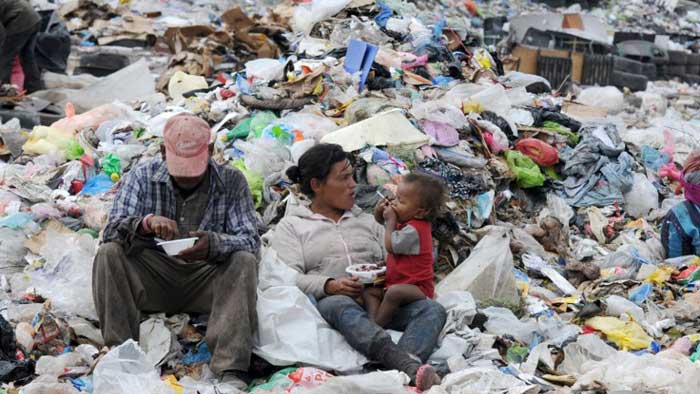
[157,237,198,256]
[345,264,386,284]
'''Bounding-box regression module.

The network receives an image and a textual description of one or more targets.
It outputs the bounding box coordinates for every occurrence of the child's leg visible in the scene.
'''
[362,286,383,321]
[375,284,426,328]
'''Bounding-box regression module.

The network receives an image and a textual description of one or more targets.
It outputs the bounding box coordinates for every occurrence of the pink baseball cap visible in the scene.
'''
[163,114,211,178]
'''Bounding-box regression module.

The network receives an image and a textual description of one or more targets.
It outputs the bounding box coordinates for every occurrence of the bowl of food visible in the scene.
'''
[157,237,198,256]
[345,263,386,284]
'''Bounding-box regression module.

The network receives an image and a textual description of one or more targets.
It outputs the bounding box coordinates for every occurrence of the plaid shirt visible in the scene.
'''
[103,158,260,261]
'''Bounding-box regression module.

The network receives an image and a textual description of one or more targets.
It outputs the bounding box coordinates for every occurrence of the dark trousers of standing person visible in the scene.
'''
[0,23,44,93]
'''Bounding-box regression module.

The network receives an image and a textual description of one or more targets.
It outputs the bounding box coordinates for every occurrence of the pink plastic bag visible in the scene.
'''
[11,57,24,90]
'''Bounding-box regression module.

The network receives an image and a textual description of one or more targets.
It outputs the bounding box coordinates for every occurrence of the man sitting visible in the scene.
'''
[93,114,259,390]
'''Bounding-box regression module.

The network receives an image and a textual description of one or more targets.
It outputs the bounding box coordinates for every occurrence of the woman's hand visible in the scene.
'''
[325,277,363,298]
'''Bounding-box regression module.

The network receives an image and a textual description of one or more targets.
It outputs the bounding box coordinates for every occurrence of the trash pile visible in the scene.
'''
[1,0,700,393]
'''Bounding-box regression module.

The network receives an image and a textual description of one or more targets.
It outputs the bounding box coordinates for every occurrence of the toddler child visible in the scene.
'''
[364,172,447,327]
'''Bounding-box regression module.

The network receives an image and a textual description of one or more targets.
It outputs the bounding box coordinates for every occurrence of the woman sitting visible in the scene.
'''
[271,143,445,391]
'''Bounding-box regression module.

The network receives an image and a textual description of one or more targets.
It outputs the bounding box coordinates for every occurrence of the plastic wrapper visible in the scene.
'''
[505,150,545,189]
[51,102,135,135]
[93,340,173,394]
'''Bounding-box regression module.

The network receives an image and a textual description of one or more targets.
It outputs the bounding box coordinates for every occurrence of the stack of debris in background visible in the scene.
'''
[0,0,699,393]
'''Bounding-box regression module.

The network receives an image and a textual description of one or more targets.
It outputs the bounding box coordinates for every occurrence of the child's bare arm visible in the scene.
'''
[383,206,397,253]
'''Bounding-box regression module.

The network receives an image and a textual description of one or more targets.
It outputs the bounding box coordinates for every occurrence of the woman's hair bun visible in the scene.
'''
[286,165,302,184]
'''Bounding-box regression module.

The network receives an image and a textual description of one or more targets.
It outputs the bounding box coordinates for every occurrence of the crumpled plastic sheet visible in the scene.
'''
[14,225,98,319]
[572,350,700,393]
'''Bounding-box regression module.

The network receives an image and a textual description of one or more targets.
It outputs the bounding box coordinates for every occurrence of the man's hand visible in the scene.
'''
[177,231,209,261]
[147,216,180,240]
[325,277,363,298]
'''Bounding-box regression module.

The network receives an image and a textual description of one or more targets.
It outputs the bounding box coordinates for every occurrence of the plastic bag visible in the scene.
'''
[80,174,115,196]
[606,295,645,322]
[585,316,652,350]
[515,138,558,166]
[435,229,519,304]
[482,307,538,344]
[624,173,659,218]
[505,150,545,188]
[292,0,352,34]
[232,159,263,208]
[277,112,338,142]
[250,111,279,138]
[93,340,174,394]
[22,126,74,159]
[245,59,286,82]
[51,102,134,135]
[410,101,467,129]
[254,249,367,372]
[233,139,291,178]
[578,86,624,114]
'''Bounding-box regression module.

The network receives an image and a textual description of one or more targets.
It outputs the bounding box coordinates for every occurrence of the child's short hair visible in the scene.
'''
[403,172,448,220]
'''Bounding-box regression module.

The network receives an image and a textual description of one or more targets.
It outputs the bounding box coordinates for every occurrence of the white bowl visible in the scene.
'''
[345,264,386,284]
[157,237,198,256]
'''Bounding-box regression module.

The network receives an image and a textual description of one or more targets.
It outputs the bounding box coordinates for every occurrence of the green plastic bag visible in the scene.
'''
[250,111,278,139]
[101,153,121,177]
[505,150,545,188]
[224,117,253,142]
[232,159,264,208]
[249,367,297,392]
[65,139,85,161]
[506,345,529,364]
[543,121,580,144]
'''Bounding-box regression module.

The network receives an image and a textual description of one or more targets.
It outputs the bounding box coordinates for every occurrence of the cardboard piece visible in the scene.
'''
[344,39,378,92]
[562,14,584,30]
[321,109,429,151]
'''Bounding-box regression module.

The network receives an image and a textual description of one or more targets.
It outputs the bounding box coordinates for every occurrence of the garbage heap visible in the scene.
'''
[0,1,700,394]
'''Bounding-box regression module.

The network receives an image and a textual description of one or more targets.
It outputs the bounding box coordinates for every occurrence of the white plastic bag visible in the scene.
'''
[435,230,519,304]
[624,173,659,219]
[254,249,367,372]
[93,340,174,394]
[245,59,286,82]
[482,307,538,344]
[300,371,410,394]
[578,86,624,114]
[606,295,645,322]
[292,0,352,35]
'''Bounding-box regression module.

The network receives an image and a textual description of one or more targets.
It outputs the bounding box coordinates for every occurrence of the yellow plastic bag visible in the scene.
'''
[586,316,652,350]
[22,126,74,158]
[646,265,674,286]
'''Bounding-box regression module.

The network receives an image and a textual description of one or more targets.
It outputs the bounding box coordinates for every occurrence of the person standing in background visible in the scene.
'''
[0,0,44,93]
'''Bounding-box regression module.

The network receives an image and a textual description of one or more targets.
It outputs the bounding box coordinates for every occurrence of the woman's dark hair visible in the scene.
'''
[286,143,348,197]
